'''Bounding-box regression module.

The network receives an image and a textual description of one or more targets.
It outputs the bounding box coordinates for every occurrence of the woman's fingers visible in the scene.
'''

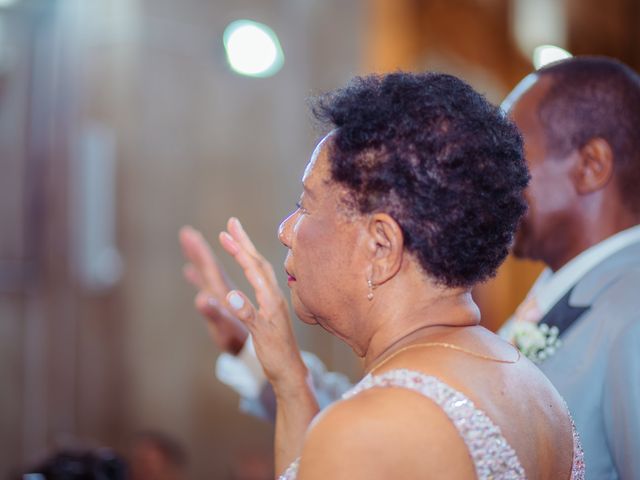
[180,226,208,264]
[227,217,260,257]
[228,219,279,284]
[226,290,258,329]
[193,291,248,354]
[226,288,300,385]
[183,263,204,289]
[219,231,240,256]
[180,226,217,280]
[179,226,235,297]
[195,290,228,323]
[180,225,249,354]
[219,231,282,310]
[217,221,302,384]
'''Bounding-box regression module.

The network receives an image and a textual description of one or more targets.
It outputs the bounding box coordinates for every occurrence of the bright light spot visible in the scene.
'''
[0,0,20,7]
[533,45,572,69]
[223,20,284,78]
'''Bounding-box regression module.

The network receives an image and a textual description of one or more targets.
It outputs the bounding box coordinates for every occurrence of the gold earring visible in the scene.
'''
[367,279,374,301]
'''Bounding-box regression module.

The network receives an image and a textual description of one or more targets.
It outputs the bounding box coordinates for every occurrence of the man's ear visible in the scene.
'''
[575,137,614,195]
[366,213,404,285]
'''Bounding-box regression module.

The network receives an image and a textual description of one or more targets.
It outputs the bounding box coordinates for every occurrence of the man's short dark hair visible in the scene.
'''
[311,72,529,288]
[537,56,640,211]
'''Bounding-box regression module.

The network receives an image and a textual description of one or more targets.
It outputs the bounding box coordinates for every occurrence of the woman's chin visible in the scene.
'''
[295,311,319,325]
[299,316,319,325]
[291,298,319,325]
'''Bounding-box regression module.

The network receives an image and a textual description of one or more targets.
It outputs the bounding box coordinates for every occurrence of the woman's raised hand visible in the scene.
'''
[217,217,308,386]
[179,225,249,354]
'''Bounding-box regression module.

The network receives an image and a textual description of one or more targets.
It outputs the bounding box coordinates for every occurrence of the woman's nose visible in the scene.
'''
[278,212,295,248]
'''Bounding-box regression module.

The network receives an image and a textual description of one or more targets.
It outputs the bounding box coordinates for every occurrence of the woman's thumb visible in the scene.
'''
[226,290,256,326]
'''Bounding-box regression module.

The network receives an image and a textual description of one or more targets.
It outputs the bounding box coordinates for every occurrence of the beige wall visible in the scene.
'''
[79,0,366,477]
[2,0,364,478]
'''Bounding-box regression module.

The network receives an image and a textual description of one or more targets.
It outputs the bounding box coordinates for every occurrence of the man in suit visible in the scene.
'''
[499,56,640,479]
[180,56,640,478]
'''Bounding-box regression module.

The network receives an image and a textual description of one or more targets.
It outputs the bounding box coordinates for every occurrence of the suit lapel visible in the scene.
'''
[537,240,640,336]
[538,285,591,337]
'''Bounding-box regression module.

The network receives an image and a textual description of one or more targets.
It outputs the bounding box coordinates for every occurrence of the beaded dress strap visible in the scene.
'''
[343,368,526,480]
[278,458,300,480]
[568,406,585,479]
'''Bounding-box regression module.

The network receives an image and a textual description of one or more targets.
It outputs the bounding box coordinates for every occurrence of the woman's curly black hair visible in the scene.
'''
[312,72,529,288]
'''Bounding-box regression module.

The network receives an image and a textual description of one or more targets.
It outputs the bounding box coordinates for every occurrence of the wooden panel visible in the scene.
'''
[567,0,640,69]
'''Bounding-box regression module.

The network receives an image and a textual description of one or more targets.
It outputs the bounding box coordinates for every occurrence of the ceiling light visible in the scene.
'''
[223,19,284,78]
[533,45,573,69]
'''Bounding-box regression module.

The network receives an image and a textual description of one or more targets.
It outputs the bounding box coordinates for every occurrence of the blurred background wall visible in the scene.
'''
[1,0,638,478]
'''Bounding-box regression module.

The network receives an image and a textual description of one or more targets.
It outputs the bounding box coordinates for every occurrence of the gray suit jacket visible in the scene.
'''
[523,241,640,480]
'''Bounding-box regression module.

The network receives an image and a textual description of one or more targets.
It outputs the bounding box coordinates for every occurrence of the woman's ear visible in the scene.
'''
[575,137,614,195]
[366,213,404,285]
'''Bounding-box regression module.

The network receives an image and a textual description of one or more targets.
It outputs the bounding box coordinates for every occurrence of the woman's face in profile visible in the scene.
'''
[278,134,369,338]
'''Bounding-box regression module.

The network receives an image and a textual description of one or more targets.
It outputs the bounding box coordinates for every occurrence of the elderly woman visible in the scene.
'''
[184,72,584,479]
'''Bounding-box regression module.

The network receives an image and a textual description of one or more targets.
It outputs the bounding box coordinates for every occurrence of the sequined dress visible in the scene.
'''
[279,369,585,480]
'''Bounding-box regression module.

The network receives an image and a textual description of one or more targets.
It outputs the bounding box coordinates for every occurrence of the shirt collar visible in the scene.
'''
[530,224,640,315]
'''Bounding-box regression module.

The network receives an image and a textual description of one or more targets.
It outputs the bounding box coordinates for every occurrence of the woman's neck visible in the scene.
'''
[361,289,481,371]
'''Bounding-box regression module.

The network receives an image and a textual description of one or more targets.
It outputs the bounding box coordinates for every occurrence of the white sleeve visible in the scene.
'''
[301,351,353,408]
[215,335,354,421]
[215,336,266,399]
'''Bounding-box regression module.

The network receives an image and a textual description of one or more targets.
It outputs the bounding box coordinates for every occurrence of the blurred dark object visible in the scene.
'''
[19,448,127,480]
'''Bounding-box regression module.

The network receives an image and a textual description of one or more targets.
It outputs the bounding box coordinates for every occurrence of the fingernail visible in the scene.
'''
[228,292,244,310]
[207,297,218,308]
[220,232,234,243]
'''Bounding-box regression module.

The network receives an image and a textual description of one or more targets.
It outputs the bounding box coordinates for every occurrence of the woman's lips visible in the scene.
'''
[286,270,296,284]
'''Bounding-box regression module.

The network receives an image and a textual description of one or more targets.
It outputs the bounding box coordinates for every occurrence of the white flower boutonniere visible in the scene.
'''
[511,322,562,364]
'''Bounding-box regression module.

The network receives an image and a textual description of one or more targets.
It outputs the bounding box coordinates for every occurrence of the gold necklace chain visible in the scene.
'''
[368,341,521,374]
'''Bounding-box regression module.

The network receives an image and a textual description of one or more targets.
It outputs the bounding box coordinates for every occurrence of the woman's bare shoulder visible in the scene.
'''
[295,385,475,480]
